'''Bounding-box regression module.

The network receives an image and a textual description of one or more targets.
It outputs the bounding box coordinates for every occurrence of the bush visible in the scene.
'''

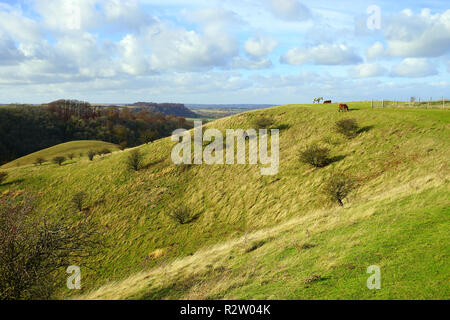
[126,149,144,171]
[0,172,8,185]
[167,205,198,224]
[67,153,75,160]
[252,116,274,129]
[72,192,87,211]
[99,148,111,156]
[323,172,354,206]
[52,156,66,166]
[0,194,98,299]
[335,118,360,138]
[119,141,127,150]
[87,150,96,161]
[79,152,84,158]
[299,144,331,167]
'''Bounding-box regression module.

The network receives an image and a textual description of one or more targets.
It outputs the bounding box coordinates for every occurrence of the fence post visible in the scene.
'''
[371,99,373,109]
[382,99,384,108]
[443,97,445,109]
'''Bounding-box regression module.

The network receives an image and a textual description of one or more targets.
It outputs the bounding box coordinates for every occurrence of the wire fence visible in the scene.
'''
[370,98,449,109]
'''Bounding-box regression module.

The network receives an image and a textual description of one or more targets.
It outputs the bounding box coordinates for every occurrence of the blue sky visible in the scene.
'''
[0,0,449,104]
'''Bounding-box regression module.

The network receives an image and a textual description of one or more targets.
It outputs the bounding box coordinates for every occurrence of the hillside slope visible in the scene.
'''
[1,103,449,299]
[1,140,119,169]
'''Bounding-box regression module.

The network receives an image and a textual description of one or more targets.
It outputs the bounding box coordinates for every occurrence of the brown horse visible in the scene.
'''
[338,104,349,112]
[323,100,331,104]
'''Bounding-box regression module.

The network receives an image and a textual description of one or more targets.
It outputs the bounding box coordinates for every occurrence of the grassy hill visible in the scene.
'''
[1,140,119,169]
[1,102,448,299]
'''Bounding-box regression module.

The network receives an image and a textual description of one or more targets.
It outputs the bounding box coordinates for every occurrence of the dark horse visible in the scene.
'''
[323,100,331,104]
[338,104,349,112]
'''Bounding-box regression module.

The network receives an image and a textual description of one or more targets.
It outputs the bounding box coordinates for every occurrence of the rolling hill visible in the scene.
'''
[1,102,448,299]
[1,140,119,169]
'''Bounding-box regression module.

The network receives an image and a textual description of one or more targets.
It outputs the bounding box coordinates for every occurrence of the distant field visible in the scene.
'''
[1,140,119,169]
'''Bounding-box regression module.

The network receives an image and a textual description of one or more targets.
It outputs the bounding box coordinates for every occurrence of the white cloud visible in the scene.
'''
[391,58,437,77]
[244,36,278,58]
[280,44,362,66]
[348,63,387,78]
[366,42,387,60]
[268,0,311,21]
[33,0,101,33]
[0,4,42,43]
[229,57,272,70]
[0,34,25,65]
[141,9,239,72]
[103,0,155,31]
[119,34,150,75]
[143,23,237,72]
[384,9,450,58]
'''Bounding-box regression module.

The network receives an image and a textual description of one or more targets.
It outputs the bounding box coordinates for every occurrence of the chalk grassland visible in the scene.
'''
[1,102,449,299]
[1,140,119,169]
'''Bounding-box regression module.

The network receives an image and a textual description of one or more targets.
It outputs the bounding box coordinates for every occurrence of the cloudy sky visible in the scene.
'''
[0,0,449,104]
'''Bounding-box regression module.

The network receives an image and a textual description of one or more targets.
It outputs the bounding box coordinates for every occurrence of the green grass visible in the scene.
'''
[1,140,119,169]
[1,102,449,300]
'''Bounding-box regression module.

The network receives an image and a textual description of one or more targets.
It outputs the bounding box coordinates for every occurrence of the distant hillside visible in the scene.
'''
[129,102,199,118]
[1,140,119,169]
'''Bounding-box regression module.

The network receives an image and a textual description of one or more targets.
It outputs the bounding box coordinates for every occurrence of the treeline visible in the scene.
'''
[129,102,199,118]
[0,100,192,165]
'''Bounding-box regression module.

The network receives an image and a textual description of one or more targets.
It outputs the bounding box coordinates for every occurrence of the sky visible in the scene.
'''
[0,0,449,104]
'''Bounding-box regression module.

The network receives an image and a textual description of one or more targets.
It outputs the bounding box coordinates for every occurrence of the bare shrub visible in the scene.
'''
[335,118,360,138]
[67,153,75,160]
[323,172,355,206]
[126,149,144,171]
[167,205,198,224]
[0,194,98,299]
[0,172,8,185]
[299,144,331,167]
[72,192,88,211]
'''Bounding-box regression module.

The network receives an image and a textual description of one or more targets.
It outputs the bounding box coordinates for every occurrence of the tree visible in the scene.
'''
[52,156,66,166]
[140,129,158,144]
[34,158,45,166]
[87,150,96,161]
[323,172,355,206]
[0,194,98,299]
[126,149,144,171]
[0,172,7,185]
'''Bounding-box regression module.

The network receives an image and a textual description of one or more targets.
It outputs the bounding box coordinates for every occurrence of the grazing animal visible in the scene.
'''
[313,97,323,104]
[338,104,349,112]
[323,100,331,104]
